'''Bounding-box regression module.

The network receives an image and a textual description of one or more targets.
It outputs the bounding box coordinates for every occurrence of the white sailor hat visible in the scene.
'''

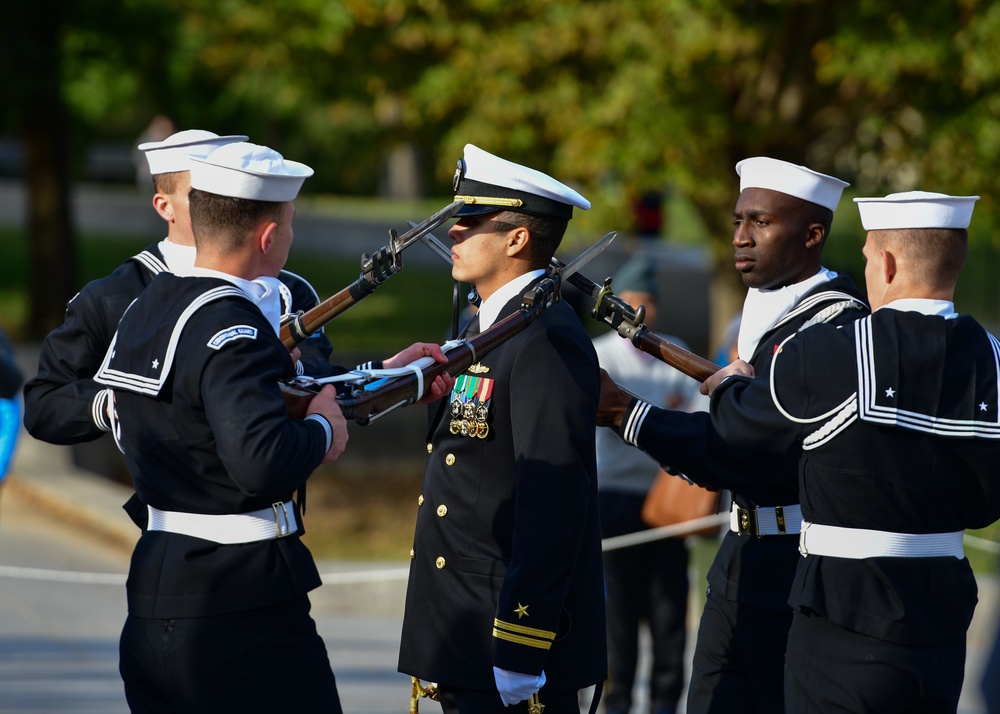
[735,156,849,213]
[853,191,980,230]
[188,142,314,202]
[138,129,248,175]
[452,144,590,220]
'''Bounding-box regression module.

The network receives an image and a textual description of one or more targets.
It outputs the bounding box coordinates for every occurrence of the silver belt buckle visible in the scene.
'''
[272,502,292,538]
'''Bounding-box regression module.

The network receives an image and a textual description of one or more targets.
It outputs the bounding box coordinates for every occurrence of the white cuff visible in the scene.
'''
[305,413,332,452]
[620,399,652,446]
[92,388,113,432]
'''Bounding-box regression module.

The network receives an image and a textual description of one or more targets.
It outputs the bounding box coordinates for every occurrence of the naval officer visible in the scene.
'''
[398,144,607,713]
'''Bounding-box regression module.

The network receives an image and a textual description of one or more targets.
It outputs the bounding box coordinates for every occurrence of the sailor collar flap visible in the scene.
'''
[95,282,250,397]
[129,247,169,277]
[855,312,1000,439]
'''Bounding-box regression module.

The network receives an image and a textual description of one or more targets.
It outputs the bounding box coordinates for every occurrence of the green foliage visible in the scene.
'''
[0,226,457,350]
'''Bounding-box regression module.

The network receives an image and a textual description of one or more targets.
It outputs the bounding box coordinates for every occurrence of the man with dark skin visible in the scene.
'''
[598,157,869,713]
[699,191,1000,712]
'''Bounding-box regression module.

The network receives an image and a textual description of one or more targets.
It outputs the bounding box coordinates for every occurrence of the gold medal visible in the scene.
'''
[477,422,489,439]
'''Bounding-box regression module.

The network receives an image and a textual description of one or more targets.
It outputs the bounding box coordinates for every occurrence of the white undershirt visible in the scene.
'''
[880,298,957,319]
[158,239,196,276]
[736,268,835,361]
[476,269,546,331]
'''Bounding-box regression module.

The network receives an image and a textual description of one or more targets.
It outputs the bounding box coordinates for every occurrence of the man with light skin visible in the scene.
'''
[94,142,449,712]
[24,130,251,445]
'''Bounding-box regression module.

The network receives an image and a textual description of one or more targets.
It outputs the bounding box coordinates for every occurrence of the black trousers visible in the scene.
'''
[785,609,966,713]
[119,594,342,713]
[599,491,689,714]
[685,586,792,714]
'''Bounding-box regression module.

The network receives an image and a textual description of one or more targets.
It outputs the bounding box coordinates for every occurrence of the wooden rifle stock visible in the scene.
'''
[633,330,718,382]
[340,308,533,423]
[559,267,718,383]
[283,277,559,424]
[280,260,386,349]
[279,199,465,349]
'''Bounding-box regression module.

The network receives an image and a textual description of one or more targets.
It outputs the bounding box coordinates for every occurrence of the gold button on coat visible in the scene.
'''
[426,443,434,454]
[409,548,415,559]
[445,454,456,466]
[437,505,448,517]
[418,494,424,506]
[435,556,446,569]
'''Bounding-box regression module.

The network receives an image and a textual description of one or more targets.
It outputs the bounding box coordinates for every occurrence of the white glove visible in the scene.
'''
[493,667,546,707]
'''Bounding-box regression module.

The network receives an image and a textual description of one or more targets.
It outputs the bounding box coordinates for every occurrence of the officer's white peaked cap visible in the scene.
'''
[736,156,849,213]
[854,191,980,230]
[189,142,314,202]
[138,129,248,176]
[452,143,590,220]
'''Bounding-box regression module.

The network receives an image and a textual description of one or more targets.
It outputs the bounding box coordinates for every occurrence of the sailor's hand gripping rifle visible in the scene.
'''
[281,232,617,424]
[278,200,465,349]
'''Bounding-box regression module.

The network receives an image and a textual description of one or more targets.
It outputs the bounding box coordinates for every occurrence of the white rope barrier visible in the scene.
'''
[0,526,997,585]
[601,514,729,552]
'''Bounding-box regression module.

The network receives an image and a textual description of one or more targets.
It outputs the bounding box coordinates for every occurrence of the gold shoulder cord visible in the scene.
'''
[409,677,439,712]
[528,692,545,713]
[408,677,543,712]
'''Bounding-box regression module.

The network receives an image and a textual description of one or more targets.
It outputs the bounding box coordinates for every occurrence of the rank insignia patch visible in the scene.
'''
[449,373,494,439]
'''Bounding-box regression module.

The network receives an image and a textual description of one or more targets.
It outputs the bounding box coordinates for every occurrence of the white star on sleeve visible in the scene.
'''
[152,358,160,370]
[884,387,895,398]
[980,402,989,412]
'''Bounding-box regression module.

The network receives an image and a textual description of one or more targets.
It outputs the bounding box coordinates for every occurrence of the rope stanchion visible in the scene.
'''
[2,526,996,584]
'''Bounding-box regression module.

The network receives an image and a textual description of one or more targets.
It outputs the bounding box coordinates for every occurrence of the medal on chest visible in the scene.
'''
[449,373,494,439]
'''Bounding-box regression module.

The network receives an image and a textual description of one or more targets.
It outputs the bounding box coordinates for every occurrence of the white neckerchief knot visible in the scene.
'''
[249,276,285,336]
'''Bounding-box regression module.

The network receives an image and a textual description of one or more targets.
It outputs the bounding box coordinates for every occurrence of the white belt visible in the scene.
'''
[730,503,803,537]
[798,521,964,559]
[147,501,298,545]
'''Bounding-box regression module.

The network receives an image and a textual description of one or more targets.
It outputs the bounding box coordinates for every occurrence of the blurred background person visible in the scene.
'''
[593,255,706,714]
[0,327,24,495]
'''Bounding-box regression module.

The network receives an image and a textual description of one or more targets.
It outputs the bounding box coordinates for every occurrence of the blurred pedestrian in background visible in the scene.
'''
[0,327,23,486]
[593,255,706,714]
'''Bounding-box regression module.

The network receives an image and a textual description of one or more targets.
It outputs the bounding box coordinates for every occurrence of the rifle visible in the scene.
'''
[415,227,719,382]
[279,200,465,349]
[282,232,617,424]
[557,260,718,382]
